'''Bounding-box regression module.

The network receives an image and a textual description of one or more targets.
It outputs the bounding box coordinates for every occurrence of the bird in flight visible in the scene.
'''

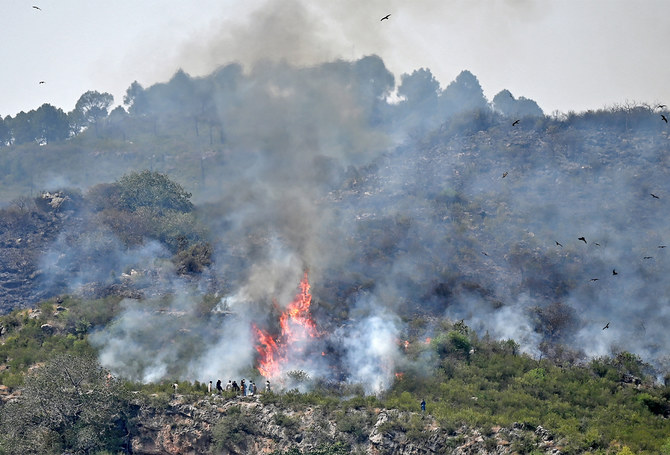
[512,119,520,126]
[32,5,41,10]
[657,104,667,109]
[578,237,587,244]
[380,14,391,21]
[659,245,667,249]
[590,278,599,282]
[481,251,489,257]
[651,193,660,199]
[602,322,610,330]
[643,256,653,259]
[502,171,508,178]
[555,241,563,247]
[612,269,618,276]
[38,81,45,85]
[662,114,668,123]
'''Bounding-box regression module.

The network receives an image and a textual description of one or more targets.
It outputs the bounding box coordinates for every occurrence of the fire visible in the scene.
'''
[254,271,319,378]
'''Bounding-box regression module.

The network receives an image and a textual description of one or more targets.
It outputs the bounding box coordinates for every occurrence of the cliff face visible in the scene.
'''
[129,394,562,455]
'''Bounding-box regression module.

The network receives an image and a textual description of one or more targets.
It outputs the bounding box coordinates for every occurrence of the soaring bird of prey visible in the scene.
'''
[32,5,41,10]
[380,14,391,21]
[590,278,599,282]
[658,104,667,109]
[612,269,618,276]
[512,119,520,126]
[502,171,508,178]
[555,241,563,247]
[662,114,668,123]
[643,256,653,259]
[651,193,660,199]
[659,245,667,249]
[38,81,45,85]
[602,322,610,330]
[578,237,587,244]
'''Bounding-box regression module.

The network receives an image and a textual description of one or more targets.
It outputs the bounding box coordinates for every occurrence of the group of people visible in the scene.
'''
[208,378,271,396]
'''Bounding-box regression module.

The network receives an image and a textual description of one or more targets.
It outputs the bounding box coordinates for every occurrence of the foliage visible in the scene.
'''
[117,170,193,213]
[210,408,255,453]
[0,354,130,455]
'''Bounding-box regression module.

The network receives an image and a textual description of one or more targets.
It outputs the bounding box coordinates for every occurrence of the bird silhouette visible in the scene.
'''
[594,242,601,246]
[380,14,391,21]
[502,171,508,178]
[662,114,668,123]
[657,104,667,109]
[481,251,489,257]
[512,119,520,126]
[578,237,587,244]
[32,5,41,10]
[659,245,667,249]
[612,269,618,276]
[643,256,653,259]
[602,322,609,330]
[555,241,563,247]
[38,81,45,85]
[590,278,599,282]
[651,193,660,199]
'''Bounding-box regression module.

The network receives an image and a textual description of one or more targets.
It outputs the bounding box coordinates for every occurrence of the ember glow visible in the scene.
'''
[254,271,319,378]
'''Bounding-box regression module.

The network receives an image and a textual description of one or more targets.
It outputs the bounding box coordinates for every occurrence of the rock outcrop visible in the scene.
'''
[129,394,561,455]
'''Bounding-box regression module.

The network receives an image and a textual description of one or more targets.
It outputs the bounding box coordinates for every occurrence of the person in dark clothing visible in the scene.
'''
[216,379,223,393]
[421,399,426,412]
[232,380,240,392]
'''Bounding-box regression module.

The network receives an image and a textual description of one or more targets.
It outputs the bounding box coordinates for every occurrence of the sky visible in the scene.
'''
[1,0,670,118]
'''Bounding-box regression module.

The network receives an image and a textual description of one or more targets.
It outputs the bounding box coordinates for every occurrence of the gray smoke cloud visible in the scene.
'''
[28,0,670,389]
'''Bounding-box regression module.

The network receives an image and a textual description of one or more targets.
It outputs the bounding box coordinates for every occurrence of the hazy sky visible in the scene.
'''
[2,0,669,117]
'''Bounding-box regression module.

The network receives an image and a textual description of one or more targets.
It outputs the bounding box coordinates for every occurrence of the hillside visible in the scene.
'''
[1,56,670,453]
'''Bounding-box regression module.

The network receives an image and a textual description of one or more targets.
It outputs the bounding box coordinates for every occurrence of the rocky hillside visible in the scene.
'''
[131,393,560,455]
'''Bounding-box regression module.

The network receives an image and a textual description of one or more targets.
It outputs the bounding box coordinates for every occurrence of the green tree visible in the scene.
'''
[33,103,70,143]
[0,354,130,454]
[71,90,114,135]
[118,170,193,213]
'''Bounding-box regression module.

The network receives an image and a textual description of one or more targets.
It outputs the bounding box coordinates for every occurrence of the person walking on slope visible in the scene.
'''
[216,379,223,393]
[421,399,426,412]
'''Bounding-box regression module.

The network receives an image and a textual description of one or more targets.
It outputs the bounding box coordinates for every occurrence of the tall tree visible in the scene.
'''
[72,90,114,134]
[33,103,70,143]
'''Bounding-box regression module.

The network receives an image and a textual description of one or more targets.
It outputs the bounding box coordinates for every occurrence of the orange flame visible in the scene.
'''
[254,271,319,378]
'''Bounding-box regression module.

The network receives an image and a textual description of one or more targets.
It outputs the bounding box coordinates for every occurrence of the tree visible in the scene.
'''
[33,103,70,143]
[72,90,114,134]
[0,354,130,454]
[0,116,10,146]
[118,170,193,213]
[123,80,149,115]
[439,70,488,116]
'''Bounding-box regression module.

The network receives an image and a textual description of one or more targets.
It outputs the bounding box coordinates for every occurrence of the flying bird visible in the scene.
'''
[643,256,653,259]
[612,269,618,276]
[662,114,668,123]
[578,237,587,244]
[602,322,610,330]
[590,278,599,282]
[594,242,601,246]
[651,193,660,199]
[38,81,45,85]
[32,5,41,10]
[555,241,563,247]
[659,245,667,248]
[481,251,489,257]
[512,119,520,126]
[657,104,667,109]
[502,171,508,178]
[380,14,391,21]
